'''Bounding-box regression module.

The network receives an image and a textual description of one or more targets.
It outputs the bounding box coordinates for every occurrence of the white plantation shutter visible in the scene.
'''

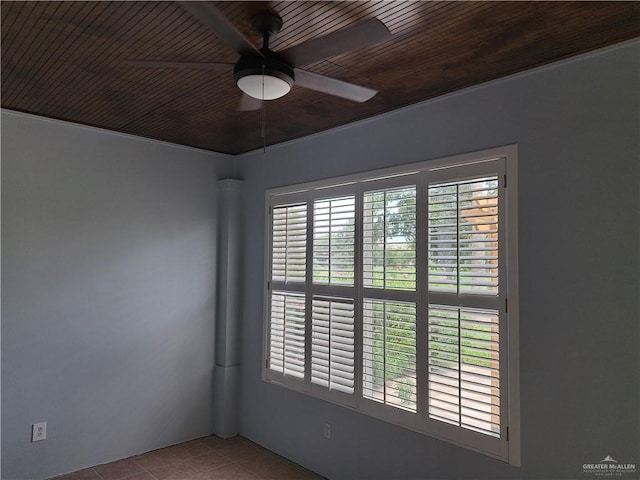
[311,297,355,394]
[363,186,416,291]
[310,195,356,397]
[268,202,308,382]
[269,292,306,378]
[272,204,307,283]
[363,299,417,412]
[313,196,355,286]
[427,306,500,437]
[459,179,499,294]
[426,163,505,443]
[428,177,499,294]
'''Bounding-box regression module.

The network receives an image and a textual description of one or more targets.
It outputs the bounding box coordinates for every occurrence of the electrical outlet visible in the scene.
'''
[32,422,46,442]
[323,422,331,439]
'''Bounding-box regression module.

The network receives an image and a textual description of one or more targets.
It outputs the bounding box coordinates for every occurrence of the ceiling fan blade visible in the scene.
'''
[179,1,263,57]
[279,18,391,67]
[127,60,234,71]
[294,69,377,103]
[238,94,263,111]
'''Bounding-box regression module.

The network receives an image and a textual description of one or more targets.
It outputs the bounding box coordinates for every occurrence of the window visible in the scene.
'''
[263,146,519,465]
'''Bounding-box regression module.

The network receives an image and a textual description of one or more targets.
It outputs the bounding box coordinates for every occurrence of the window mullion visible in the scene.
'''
[354,184,365,408]
[456,182,460,298]
[304,201,314,388]
[415,178,429,422]
[456,182,462,428]
[457,308,462,426]
[361,288,416,303]
[270,281,306,293]
[383,191,387,289]
[382,302,387,403]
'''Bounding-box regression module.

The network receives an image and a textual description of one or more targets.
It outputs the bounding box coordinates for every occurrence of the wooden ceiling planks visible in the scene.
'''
[2,1,638,154]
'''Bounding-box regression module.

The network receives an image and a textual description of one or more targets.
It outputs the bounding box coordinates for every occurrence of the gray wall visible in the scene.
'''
[1,112,231,479]
[238,41,639,479]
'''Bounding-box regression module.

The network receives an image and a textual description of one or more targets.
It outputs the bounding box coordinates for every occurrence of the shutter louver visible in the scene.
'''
[363,186,417,291]
[272,204,307,283]
[428,177,499,294]
[311,297,355,394]
[363,299,417,412]
[269,292,306,378]
[313,196,355,286]
[428,306,500,437]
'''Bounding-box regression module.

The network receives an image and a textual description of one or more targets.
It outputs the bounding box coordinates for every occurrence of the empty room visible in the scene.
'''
[1,2,639,480]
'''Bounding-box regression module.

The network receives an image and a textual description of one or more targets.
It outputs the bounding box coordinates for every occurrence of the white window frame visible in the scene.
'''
[262,145,520,466]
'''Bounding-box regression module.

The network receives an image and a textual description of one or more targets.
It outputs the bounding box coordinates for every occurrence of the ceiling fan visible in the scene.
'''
[128,1,392,110]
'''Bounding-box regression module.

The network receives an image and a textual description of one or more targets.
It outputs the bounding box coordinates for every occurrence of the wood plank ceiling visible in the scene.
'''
[2,1,639,155]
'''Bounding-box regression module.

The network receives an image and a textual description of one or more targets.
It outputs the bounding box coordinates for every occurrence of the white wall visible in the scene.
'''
[238,41,639,479]
[1,112,232,479]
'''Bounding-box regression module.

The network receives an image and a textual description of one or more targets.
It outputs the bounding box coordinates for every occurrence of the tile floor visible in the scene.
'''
[51,436,325,480]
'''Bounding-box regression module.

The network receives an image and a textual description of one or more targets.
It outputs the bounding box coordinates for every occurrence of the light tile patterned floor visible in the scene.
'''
[51,436,325,480]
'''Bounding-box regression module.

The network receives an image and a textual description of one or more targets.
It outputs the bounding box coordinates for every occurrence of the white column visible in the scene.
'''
[212,179,243,438]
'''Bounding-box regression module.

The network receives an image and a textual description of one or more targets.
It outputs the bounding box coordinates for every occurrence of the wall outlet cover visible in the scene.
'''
[32,422,47,442]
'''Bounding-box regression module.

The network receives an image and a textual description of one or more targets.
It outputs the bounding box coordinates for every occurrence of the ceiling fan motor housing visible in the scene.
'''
[234,55,294,85]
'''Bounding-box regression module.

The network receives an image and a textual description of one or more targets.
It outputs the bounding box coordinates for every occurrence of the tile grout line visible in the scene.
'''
[129,458,153,480]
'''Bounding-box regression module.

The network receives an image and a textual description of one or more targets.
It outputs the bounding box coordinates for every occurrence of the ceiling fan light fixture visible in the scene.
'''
[237,74,290,100]
[234,56,295,100]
